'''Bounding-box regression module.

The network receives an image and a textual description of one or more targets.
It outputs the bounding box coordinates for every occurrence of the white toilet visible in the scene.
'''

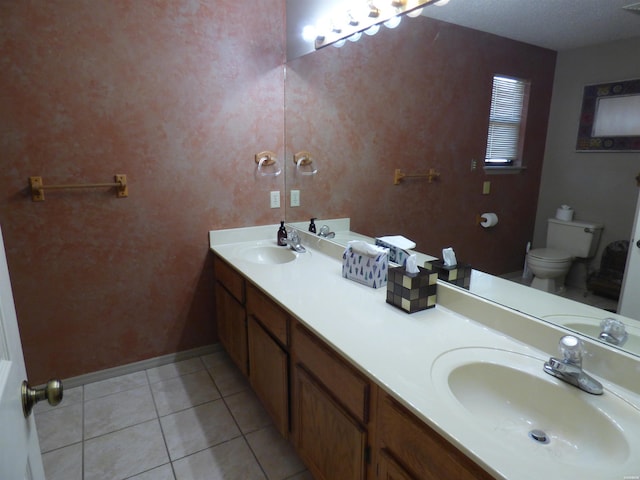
[527,218,603,293]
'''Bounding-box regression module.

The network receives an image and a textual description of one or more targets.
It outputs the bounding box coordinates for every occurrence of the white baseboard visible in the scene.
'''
[60,343,221,389]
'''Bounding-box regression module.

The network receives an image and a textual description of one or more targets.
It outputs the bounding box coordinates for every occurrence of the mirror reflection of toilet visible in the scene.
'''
[527,218,603,293]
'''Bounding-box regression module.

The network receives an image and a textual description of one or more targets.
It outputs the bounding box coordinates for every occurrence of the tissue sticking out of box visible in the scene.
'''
[347,240,388,258]
[405,254,419,274]
[442,247,457,267]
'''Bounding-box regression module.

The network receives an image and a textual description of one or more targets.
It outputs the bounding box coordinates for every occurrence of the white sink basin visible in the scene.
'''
[237,245,298,265]
[430,347,640,470]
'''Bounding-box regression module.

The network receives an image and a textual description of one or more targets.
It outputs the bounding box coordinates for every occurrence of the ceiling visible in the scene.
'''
[287,0,640,60]
[423,0,640,52]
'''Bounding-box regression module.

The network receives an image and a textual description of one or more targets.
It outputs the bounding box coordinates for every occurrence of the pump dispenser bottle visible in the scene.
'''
[308,218,317,234]
[277,221,287,246]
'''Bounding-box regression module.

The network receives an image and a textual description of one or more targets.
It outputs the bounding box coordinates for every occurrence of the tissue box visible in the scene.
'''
[424,260,472,289]
[386,266,438,313]
[342,246,388,289]
[375,238,410,265]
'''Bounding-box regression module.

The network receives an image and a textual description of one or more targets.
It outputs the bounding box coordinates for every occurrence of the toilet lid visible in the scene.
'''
[528,248,572,262]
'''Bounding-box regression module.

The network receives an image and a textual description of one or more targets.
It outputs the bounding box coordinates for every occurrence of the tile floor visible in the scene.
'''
[34,349,313,480]
[503,271,619,312]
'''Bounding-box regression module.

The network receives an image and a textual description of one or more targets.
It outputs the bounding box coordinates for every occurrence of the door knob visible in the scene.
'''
[21,379,63,417]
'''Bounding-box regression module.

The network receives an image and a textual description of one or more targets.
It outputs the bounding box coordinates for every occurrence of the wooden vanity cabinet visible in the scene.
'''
[214,256,248,376]
[376,391,493,480]
[291,322,374,480]
[246,283,291,438]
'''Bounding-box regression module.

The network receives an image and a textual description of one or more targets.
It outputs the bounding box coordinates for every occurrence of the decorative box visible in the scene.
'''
[342,245,388,289]
[424,260,472,289]
[375,238,410,265]
[386,266,438,313]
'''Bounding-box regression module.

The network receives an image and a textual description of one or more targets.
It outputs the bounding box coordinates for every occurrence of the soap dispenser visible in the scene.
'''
[308,218,317,234]
[277,221,287,246]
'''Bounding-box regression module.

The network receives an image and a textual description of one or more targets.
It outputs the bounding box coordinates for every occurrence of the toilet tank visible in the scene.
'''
[547,218,604,258]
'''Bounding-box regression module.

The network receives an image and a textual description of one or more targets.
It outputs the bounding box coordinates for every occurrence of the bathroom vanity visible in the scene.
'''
[209,224,640,480]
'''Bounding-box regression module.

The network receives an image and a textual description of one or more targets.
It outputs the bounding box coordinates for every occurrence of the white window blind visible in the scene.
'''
[485,75,528,165]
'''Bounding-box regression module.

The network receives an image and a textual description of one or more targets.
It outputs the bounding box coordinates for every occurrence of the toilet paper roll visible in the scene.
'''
[480,213,499,228]
[555,205,574,221]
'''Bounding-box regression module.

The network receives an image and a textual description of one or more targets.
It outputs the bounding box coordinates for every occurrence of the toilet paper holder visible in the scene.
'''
[476,213,499,228]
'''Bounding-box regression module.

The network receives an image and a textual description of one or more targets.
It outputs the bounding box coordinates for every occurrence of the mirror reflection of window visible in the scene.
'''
[485,75,531,167]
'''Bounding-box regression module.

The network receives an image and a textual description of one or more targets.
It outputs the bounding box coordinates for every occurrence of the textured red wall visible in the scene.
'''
[0,1,285,383]
[286,16,556,275]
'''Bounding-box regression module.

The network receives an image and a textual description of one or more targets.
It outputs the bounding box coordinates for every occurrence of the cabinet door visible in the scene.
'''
[293,365,367,480]
[378,450,416,480]
[378,393,493,480]
[247,316,289,437]
[215,283,248,376]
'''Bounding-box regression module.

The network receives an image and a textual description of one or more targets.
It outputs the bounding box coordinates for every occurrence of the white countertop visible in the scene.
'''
[209,224,640,480]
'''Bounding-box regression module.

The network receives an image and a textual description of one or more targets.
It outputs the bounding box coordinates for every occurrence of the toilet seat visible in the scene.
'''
[527,248,572,263]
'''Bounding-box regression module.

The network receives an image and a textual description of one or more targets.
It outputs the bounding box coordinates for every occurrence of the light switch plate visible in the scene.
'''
[482,181,491,195]
[270,191,281,208]
[290,189,300,207]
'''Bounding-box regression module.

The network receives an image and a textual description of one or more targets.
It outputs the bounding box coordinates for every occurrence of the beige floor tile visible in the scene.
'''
[146,357,205,384]
[84,370,149,400]
[151,369,221,417]
[224,389,272,434]
[160,399,241,461]
[127,463,175,480]
[172,437,266,480]
[42,442,82,480]
[35,402,83,453]
[84,419,169,480]
[84,385,157,439]
[201,351,249,397]
[246,426,306,480]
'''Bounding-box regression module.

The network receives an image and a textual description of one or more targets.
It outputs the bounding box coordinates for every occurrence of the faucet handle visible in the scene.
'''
[559,335,583,365]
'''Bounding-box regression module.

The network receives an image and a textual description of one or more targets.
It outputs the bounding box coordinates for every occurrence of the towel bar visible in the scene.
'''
[29,175,128,201]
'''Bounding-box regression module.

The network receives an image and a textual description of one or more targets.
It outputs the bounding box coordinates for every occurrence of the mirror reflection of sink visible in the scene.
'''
[430,347,640,470]
[543,314,640,356]
[236,245,299,265]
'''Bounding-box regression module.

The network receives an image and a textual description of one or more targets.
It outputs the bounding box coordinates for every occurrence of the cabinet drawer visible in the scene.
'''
[214,256,244,304]
[378,393,493,480]
[293,323,369,424]
[246,283,288,346]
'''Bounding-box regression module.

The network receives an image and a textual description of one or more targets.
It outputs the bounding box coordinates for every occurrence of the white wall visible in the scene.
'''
[534,36,640,284]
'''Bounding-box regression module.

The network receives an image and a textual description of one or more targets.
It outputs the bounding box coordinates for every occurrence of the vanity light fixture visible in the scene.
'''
[314,0,442,50]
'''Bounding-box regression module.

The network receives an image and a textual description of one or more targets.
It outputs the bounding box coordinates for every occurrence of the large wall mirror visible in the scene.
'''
[282,0,640,357]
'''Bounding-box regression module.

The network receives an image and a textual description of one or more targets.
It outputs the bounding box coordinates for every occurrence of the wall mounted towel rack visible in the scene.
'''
[394,168,440,185]
[29,175,128,201]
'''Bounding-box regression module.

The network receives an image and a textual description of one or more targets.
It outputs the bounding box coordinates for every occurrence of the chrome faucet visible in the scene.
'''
[599,317,628,346]
[285,229,306,253]
[317,225,335,238]
[543,335,603,395]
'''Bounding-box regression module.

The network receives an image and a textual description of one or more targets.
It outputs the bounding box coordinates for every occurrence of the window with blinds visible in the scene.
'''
[485,75,530,166]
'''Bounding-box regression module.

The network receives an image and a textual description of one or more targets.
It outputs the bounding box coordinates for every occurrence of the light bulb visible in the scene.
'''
[333,39,347,48]
[434,0,450,5]
[384,15,402,29]
[407,7,423,17]
[348,31,362,42]
[364,24,380,35]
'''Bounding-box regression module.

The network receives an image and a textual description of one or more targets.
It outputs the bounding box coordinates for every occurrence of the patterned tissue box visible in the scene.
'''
[424,260,472,289]
[342,245,388,289]
[386,266,438,313]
